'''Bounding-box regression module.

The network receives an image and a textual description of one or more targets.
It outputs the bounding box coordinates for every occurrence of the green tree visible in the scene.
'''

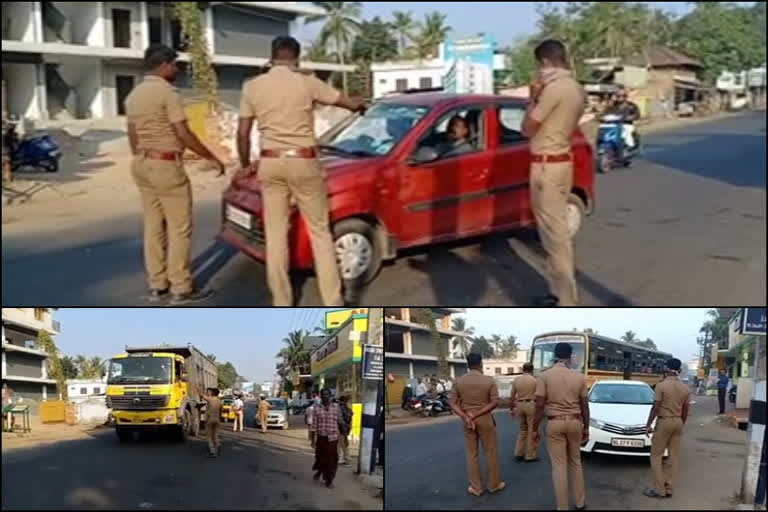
[470,335,495,359]
[411,11,451,60]
[304,1,363,94]
[450,317,475,357]
[506,38,538,86]
[350,16,398,63]
[276,329,311,390]
[37,330,66,400]
[217,362,238,391]
[173,2,218,111]
[74,354,89,378]
[391,10,419,57]
[415,309,449,379]
[621,330,639,344]
[673,2,766,82]
[497,335,521,359]
[635,338,659,351]
[60,356,78,380]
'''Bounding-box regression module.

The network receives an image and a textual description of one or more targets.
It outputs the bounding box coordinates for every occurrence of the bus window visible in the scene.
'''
[532,337,585,374]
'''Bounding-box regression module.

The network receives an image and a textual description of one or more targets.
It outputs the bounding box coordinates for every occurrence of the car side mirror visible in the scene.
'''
[408,146,440,165]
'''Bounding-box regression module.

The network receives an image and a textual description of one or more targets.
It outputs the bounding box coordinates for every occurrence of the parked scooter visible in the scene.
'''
[728,385,737,404]
[596,113,640,173]
[424,393,452,417]
[3,116,61,173]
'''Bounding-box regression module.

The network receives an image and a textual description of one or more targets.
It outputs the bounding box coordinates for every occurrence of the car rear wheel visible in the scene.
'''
[333,218,382,288]
[566,194,586,238]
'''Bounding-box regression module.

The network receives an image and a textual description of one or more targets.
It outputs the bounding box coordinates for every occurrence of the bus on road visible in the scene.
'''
[530,331,673,390]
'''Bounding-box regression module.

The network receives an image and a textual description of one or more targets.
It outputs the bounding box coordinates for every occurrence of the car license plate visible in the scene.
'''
[226,204,252,230]
[611,438,644,448]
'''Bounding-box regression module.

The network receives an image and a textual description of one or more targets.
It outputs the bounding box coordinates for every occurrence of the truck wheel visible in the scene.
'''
[333,218,383,290]
[116,427,133,443]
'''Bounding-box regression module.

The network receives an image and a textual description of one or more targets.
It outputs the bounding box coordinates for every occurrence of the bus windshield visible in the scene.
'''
[531,335,586,374]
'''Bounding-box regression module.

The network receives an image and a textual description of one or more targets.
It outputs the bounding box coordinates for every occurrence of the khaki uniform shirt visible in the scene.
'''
[654,376,690,418]
[535,362,587,416]
[529,74,586,155]
[124,76,187,152]
[239,65,341,150]
[512,373,538,401]
[204,396,222,424]
[258,400,271,416]
[453,369,499,414]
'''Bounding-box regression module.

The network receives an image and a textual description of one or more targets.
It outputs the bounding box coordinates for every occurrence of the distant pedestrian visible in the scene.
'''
[306,398,317,447]
[232,395,244,432]
[532,342,589,510]
[643,358,690,499]
[511,362,539,462]
[451,352,505,497]
[338,395,353,465]
[716,369,729,415]
[258,395,271,433]
[311,388,343,488]
[197,385,222,457]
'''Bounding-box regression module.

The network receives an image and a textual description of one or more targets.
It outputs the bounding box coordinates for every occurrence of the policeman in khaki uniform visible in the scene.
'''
[450,353,506,497]
[237,36,366,306]
[510,362,539,461]
[125,44,224,305]
[522,39,586,307]
[532,342,589,511]
[643,358,690,499]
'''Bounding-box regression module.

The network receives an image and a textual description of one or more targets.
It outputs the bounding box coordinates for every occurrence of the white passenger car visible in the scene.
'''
[581,380,669,457]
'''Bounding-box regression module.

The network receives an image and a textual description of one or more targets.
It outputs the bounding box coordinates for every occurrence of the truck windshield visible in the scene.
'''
[107,357,172,385]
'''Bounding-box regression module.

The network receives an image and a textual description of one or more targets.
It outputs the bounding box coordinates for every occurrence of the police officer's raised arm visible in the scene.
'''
[522,83,560,138]
[307,75,367,112]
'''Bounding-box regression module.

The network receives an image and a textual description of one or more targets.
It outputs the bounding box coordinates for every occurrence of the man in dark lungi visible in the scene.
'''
[310,388,344,488]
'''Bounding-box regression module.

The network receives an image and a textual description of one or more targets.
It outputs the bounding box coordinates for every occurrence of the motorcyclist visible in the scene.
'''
[605,88,640,151]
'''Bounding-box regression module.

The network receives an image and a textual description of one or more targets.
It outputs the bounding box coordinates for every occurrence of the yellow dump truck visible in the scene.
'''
[106,344,217,442]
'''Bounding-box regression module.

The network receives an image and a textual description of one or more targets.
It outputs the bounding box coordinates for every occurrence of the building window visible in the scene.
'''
[112,9,132,48]
[419,77,433,89]
[506,367,513,374]
[80,387,87,395]
[395,78,408,92]
[385,329,404,353]
[494,367,501,375]
[379,78,387,84]
[93,387,101,395]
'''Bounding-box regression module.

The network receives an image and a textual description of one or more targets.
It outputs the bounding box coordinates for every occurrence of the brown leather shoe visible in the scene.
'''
[489,481,506,493]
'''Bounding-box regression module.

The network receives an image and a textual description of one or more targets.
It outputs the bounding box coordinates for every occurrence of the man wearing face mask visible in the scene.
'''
[125,44,224,305]
[521,39,586,307]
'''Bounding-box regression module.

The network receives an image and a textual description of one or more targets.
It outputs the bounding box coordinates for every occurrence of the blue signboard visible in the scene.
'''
[442,34,496,71]
[741,307,766,335]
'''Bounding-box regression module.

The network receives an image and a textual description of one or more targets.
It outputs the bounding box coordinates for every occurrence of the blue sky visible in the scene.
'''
[54,308,336,383]
[295,1,712,47]
[463,308,713,363]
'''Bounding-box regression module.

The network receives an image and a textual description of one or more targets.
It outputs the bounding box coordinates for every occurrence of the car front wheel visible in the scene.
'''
[566,193,586,238]
[333,218,383,288]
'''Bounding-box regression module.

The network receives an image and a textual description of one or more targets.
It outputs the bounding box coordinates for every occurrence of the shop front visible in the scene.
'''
[311,315,365,444]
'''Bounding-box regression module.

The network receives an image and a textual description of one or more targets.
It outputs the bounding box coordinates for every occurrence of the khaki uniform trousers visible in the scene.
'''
[530,161,578,306]
[514,401,538,460]
[259,412,268,433]
[650,417,683,496]
[206,420,221,455]
[260,155,343,306]
[131,156,194,294]
[463,413,502,492]
[546,418,586,510]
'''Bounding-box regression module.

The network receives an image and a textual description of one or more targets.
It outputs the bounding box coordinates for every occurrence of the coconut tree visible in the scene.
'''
[277,330,311,385]
[391,10,419,57]
[411,11,451,60]
[304,2,363,94]
[450,317,475,357]
[621,330,639,344]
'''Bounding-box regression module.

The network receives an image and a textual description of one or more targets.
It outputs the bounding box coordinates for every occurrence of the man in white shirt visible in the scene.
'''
[232,395,244,432]
[416,378,427,399]
[444,378,453,393]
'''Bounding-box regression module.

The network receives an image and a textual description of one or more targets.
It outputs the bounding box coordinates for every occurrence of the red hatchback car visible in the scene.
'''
[220,93,595,289]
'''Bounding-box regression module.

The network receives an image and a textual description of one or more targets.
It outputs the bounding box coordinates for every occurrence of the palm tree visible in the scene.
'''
[490,334,504,357]
[504,335,521,359]
[621,331,639,344]
[391,10,419,57]
[450,317,475,357]
[88,356,105,379]
[412,11,451,60]
[304,2,363,94]
[277,330,311,384]
[75,354,89,378]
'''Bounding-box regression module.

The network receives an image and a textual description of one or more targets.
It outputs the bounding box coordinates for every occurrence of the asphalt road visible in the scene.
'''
[1,414,380,510]
[2,112,765,306]
[384,395,746,511]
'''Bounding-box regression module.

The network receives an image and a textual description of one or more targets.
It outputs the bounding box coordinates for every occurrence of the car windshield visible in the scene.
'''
[531,340,586,374]
[320,103,430,156]
[589,383,654,404]
[106,357,172,385]
[267,399,286,410]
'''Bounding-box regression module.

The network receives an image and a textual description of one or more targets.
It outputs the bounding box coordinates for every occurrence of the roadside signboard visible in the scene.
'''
[361,344,383,380]
[740,308,766,336]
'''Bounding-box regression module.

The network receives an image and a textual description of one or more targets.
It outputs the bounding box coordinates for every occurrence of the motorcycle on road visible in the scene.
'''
[596,113,640,173]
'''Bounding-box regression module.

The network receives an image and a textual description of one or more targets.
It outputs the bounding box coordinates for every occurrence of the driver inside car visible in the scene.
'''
[436,115,474,157]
